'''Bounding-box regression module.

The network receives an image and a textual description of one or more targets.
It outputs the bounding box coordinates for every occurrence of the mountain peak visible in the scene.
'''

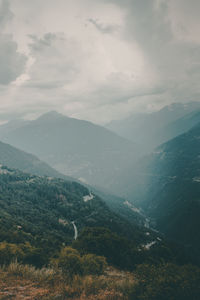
[37,111,67,122]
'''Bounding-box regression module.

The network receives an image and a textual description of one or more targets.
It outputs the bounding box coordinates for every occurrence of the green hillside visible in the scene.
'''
[0,140,72,180]
[0,165,149,266]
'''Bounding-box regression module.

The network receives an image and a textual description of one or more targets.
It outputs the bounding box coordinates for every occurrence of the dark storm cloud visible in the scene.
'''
[0,0,13,28]
[0,0,27,85]
[0,34,27,85]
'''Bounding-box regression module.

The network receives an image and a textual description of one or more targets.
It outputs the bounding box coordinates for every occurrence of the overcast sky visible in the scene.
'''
[0,0,200,124]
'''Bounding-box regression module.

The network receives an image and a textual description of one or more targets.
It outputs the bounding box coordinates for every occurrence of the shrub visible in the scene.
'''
[56,247,107,277]
[0,242,24,265]
[57,247,83,276]
[82,254,107,275]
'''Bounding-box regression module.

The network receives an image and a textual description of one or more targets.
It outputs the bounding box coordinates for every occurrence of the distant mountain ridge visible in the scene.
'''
[106,102,200,151]
[160,110,200,142]
[0,111,138,191]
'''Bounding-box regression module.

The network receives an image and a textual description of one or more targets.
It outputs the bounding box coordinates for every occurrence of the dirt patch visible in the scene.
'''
[0,277,50,299]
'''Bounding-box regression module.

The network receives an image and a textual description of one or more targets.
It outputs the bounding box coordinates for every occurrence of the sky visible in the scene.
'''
[0,0,200,124]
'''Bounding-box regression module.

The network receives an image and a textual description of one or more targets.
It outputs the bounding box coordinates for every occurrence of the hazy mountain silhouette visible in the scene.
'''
[0,140,71,180]
[106,102,200,151]
[0,111,138,190]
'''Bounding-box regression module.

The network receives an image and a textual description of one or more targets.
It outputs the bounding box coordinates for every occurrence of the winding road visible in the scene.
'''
[71,221,78,240]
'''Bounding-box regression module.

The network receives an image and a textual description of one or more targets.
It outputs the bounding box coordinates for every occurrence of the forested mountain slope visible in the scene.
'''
[119,122,200,260]
[0,165,147,254]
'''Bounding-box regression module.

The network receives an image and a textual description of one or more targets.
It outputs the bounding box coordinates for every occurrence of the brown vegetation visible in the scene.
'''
[0,262,135,299]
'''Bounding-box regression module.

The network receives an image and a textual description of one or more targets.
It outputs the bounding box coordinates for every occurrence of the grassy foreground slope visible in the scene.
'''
[0,261,199,300]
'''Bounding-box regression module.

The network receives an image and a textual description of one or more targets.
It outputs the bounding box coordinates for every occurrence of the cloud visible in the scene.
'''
[0,0,13,29]
[0,34,27,85]
[0,0,27,85]
[88,18,119,34]
[26,33,82,89]
[0,0,200,123]
[102,0,200,108]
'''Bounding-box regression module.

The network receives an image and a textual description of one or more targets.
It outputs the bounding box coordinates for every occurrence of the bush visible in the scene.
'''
[0,241,48,267]
[0,242,24,265]
[57,247,83,276]
[56,246,107,277]
[82,254,107,275]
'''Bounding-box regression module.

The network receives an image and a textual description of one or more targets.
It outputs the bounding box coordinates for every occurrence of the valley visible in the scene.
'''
[0,102,200,299]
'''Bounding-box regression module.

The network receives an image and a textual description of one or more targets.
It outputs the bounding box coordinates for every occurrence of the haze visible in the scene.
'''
[0,0,200,124]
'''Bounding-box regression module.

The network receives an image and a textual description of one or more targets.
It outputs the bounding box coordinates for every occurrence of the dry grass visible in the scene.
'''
[0,263,136,299]
[5,261,58,282]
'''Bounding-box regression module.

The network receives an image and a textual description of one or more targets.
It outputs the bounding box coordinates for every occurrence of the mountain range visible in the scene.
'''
[1,103,200,265]
[106,102,200,152]
[0,111,138,191]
